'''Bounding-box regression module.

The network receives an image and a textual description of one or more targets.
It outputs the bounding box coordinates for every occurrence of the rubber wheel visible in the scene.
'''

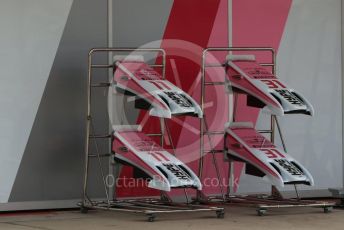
[324,207,333,213]
[257,209,267,216]
[80,206,89,214]
[216,210,225,219]
[147,214,156,222]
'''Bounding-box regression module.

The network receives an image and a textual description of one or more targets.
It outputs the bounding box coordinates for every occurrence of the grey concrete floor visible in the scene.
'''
[0,206,343,230]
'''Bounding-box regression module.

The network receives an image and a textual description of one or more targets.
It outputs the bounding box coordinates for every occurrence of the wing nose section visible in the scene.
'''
[225,54,314,116]
[112,58,203,118]
[112,126,203,192]
[225,122,314,187]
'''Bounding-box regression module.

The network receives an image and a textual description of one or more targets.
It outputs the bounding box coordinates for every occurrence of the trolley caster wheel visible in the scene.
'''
[324,206,333,213]
[147,214,156,222]
[80,206,89,214]
[216,210,225,219]
[192,200,201,205]
[257,209,267,216]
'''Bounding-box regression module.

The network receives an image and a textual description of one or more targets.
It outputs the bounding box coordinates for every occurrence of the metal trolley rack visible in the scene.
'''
[80,48,224,222]
[198,47,335,216]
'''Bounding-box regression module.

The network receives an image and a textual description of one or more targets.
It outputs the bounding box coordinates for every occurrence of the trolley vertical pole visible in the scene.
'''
[197,51,207,201]
[82,50,93,207]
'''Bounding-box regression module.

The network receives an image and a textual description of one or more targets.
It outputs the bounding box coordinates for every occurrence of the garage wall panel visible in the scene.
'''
[0,0,73,203]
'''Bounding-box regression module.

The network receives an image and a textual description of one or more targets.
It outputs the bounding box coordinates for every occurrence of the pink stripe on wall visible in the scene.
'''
[231,0,292,191]
[233,0,292,51]
[176,0,292,194]
[232,0,292,124]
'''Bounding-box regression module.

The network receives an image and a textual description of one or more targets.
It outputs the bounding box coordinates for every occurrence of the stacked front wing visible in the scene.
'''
[110,56,202,192]
[110,53,315,191]
[113,59,202,118]
[225,123,314,187]
[112,126,202,192]
[224,54,314,187]
[226,55,314,116]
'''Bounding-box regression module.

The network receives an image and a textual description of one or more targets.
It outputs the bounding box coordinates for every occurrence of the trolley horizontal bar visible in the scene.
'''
[146,133,163,137]
[88,153,112,158]
[258,130,273,134]
[205,131,225,135]
[204,130,274,135]
[89,47,166,54]
[205,64,225,68]
[203,47,275,52]
[91,83,111,87]
[205,63,273,68]
[91,64,114,68]
[203,150,224,154]
[89,134,112,139]
[91,64,164,69]
[205,82,225,86]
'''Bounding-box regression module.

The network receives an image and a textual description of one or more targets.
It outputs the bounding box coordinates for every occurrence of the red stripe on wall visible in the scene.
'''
[119,0,221,197]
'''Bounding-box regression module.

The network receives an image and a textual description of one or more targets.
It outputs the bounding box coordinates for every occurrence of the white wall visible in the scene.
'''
[238,0,343,195]
[342,0,344,188]
[277,0,342,191]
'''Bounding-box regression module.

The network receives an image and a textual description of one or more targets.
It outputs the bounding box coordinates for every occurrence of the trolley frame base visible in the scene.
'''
[201,194,335,216]
[79,198,225,222]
